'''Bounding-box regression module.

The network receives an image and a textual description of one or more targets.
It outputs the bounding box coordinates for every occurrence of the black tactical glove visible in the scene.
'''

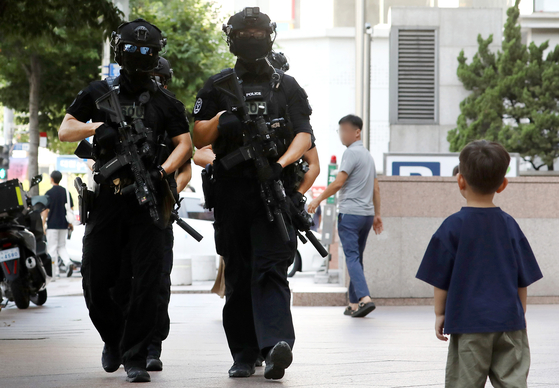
[290,191,306,212]
[288,192,313,231]
[149,166,165,183]
[259,162,283,183]
[217,112,243,142]
[95,123,118,149]
[270,162,283,181]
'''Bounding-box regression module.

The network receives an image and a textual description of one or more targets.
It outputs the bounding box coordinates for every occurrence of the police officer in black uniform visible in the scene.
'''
[58,19,191,383]
[146,56,193,371]
[192,7,313,380]
[114,56,192,373]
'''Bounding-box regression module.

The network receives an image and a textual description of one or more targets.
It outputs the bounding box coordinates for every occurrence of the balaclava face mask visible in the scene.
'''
[120,53,157,93]
[122,51,157,74]
[233,37,270,63]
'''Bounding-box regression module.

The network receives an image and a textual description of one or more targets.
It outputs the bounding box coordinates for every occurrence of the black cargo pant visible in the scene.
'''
[214,175,297,365]
[81,185,164,369]
[112,225,174,360]
[148,225,174,358]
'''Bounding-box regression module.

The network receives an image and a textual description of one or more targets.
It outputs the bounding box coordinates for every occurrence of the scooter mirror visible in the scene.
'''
[30,174,42,188]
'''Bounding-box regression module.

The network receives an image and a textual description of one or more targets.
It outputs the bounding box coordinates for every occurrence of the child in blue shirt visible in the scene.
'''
[416,140,543,388]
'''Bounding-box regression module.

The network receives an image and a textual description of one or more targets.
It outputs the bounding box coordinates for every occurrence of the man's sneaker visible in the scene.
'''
[126,366,151,383]
[264,341,293,380]
[101,344,121,373]
[146,356,163,371]
[228,362,256,378]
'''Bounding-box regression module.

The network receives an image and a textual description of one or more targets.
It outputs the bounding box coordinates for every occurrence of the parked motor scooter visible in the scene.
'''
[0,175,52,309]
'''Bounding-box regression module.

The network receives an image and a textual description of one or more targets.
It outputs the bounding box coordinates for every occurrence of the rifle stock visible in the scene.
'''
[74,140,95,160]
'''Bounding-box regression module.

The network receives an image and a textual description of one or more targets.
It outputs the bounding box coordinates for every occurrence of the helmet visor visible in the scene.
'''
[235,30,268,40]
[123,44,154,55]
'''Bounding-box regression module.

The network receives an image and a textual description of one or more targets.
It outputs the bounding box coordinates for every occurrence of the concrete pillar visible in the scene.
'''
[355,0,365,120]
[2,107,15,147]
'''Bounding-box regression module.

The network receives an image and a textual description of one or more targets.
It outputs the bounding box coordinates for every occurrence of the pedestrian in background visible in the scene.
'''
[308,114,383,318]
[42,170,73,279]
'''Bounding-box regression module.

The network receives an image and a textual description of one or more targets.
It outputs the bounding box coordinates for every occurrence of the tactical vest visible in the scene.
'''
[213,68,294,169]
[93,77,165,187]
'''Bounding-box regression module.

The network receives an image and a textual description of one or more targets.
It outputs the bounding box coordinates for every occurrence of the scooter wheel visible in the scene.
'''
[10,279,30,309]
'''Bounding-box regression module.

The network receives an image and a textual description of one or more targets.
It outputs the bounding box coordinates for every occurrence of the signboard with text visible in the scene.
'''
[384,153,519,177]
[56,156,89,174]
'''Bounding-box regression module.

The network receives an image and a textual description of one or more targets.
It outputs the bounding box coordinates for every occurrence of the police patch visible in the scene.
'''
[121,104,145,119]
[246,101,267,115]
[193,98,203,114]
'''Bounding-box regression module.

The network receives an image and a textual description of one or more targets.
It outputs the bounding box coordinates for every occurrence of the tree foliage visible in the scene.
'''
[0,0,122,192]
[0,1,122,128]
[130,0,235,118]
[448,0,559,170]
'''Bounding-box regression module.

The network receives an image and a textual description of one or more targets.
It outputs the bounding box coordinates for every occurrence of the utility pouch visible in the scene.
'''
[201,163,216,210]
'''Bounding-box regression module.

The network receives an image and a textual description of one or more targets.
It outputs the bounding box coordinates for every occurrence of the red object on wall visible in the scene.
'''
[311,186,326,199]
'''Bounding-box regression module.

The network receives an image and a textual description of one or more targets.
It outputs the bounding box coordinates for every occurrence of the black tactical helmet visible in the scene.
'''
[152,57,173,86]
[111,18,166,71]
[222,7,277,60]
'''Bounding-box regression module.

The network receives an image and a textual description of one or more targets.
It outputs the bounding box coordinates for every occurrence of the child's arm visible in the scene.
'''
[518,287,527,313]
[434,287,448,341]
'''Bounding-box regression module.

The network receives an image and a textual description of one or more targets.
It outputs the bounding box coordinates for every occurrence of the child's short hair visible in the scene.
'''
[459,140,510,194]
[50,170,62,184]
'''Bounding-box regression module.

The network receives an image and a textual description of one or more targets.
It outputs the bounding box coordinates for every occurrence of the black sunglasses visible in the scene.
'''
[123,44,154,55]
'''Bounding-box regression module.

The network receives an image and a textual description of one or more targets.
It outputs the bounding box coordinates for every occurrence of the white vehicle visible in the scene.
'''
[67,193,326,277]
[66,224,85,264]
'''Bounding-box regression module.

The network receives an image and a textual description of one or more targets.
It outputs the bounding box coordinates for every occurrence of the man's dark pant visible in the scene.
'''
[112,226,173,360]
[81,186,164,369]
[148,226,174,358]
[214,175,297,365]
[337,213,374,304]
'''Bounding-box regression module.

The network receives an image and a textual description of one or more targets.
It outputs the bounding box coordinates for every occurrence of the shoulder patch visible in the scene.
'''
[193,98,203,114]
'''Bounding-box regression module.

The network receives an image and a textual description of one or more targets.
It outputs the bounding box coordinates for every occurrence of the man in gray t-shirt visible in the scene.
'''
[338,138,377,216]
[308,114,383,318]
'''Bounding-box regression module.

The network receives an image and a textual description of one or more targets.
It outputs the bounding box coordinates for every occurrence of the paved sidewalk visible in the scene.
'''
[46,275,218,297]
[0,293,558,388]
[46,271,345,298]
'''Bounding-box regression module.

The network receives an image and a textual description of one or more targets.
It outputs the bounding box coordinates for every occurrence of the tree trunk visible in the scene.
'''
[27,54,41,196]
[548,163,554,171]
